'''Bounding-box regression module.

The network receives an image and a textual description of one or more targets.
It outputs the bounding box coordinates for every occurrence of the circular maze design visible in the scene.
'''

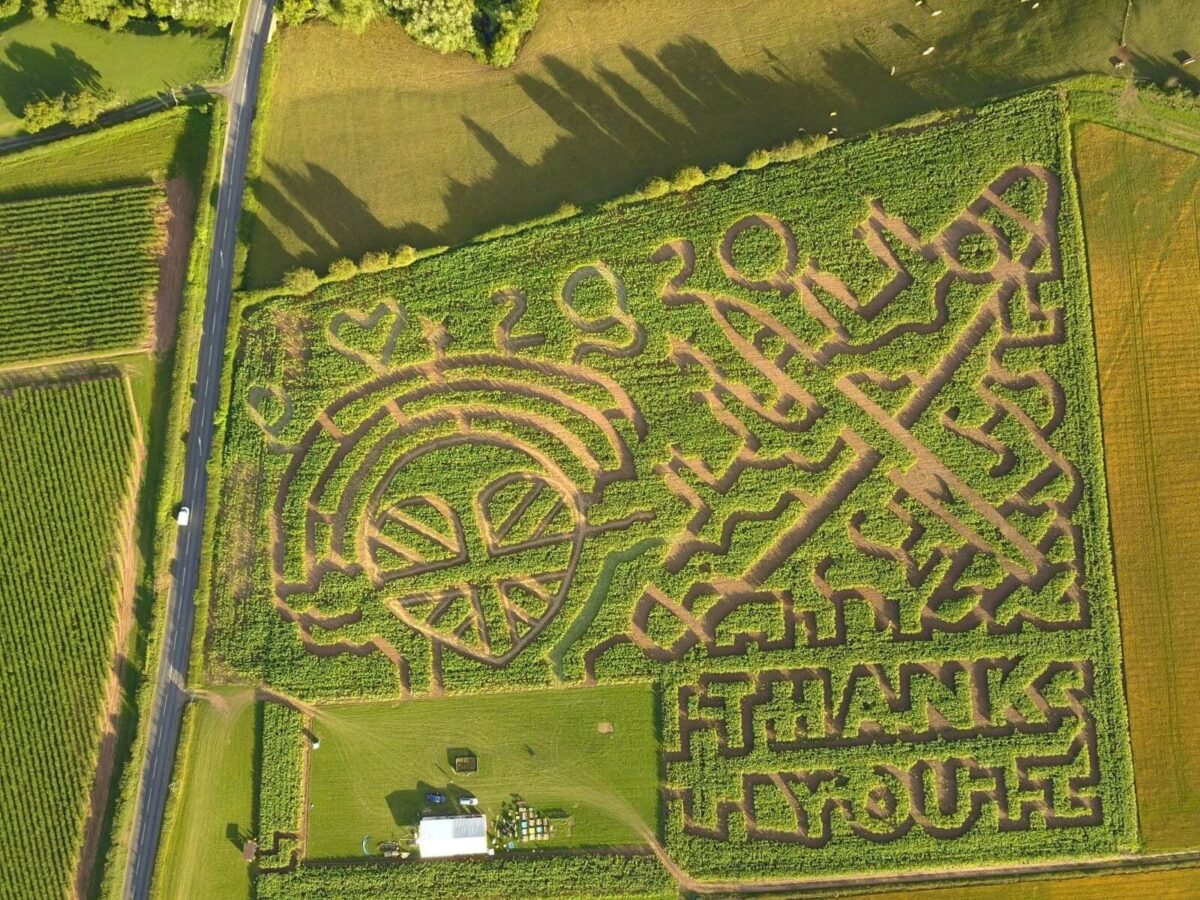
[269,339,646,669]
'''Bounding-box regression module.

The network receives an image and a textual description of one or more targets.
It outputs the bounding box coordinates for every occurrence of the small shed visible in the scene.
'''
[241,839,258,862]
[416,815,489,859]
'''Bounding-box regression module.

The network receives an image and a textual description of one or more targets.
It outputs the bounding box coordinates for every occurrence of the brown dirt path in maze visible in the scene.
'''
[263,341,647,683]
[74,375,145,899]
[150,177,196,355]
[589,164,1079,678]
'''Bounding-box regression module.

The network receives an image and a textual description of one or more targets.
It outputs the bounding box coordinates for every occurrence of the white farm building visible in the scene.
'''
[416,814,490,859]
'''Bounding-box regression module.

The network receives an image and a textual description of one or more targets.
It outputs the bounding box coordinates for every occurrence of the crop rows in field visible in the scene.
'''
[0,185,165,367]
[212,92,1133,880]
[255,701,304,868]
[0,375,139,900]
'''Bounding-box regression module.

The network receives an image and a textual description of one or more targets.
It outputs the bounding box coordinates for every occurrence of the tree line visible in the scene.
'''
[2,0,539,67]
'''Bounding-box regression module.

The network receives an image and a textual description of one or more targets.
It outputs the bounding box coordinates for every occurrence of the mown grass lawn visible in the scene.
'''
[153,690,257,900]
[244,0,1200,287]
[0,14,226,137]
[306,683,659,859]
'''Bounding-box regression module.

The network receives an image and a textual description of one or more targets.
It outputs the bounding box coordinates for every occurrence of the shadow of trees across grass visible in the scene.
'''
[244,32,1067,286]
[0,42,101,117]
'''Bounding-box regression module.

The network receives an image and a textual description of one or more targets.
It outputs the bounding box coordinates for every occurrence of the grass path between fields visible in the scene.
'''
[1074,123,1200,851]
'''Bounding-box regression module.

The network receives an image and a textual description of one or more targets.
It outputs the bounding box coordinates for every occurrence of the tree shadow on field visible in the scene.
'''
[246,160,412,281]
[424,37,943,248]
[246,23,1079,286]
[0,43,101,117]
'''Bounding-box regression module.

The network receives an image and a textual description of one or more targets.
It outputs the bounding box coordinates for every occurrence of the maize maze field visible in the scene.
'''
[0,184,166,368]
[210,91,1135,881]
[0,375,140,900]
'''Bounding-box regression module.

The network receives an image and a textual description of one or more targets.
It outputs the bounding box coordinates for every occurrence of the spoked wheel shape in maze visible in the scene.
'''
[267,325,647,672]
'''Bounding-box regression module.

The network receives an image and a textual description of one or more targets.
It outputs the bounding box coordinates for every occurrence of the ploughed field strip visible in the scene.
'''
[211,92,1132,880]
[0,185,166,367]
[0,376,139,900]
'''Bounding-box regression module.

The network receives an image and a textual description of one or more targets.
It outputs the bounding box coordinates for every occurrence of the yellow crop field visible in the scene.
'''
[1074,123,1200,850]
[848,864,1200,899]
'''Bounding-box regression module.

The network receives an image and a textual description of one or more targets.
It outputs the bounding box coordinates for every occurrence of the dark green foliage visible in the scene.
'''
[255,701,304,867]
[16,0,238,26]
[257,702,304,842]
[21,86,117,132]
[275,0,539,67]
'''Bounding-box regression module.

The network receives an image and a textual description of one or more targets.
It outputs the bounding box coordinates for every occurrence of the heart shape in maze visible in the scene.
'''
[245,383,292,439]
[327,297,406,374]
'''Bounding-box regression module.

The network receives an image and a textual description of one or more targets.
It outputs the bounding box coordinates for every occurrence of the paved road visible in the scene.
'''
[121,1,273,897]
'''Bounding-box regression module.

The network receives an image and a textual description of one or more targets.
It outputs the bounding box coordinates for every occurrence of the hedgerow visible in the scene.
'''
[0,375,138,900]
[0,185,165,367]
[256,854,675,899]
[256,701,305,865]
[7,0,239,29]
[210,89,1134,881]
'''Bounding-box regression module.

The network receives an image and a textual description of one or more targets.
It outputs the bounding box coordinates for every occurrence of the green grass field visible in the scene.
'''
[153,690,257,900]
[0,105,208,196]
[1074,123,1200,851]
[243,0,1200,287]
[0,14,226,136]
[306,684,659,858]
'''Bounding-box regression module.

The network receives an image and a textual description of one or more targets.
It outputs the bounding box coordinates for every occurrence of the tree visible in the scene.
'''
[327,257,358,280]
[671,166,706,192]
[359,250,391,272]
[21,95,69,133]
[282,267,320,294]
[21,87,116,133]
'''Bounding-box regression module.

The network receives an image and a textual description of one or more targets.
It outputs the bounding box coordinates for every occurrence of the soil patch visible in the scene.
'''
[151,176,196,355]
